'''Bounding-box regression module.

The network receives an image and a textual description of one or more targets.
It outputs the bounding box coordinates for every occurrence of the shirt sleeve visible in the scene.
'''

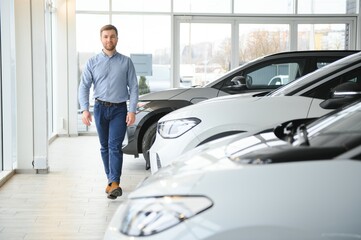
[78,60,93,111]
[127,58,139,113]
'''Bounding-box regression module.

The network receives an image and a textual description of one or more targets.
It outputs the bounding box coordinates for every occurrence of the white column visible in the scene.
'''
[31,0,49,171]
[52,0,78,136]
[1,0,17,171]
[14,0,48,172]
[67,0,78,136]
[14,0,35,172]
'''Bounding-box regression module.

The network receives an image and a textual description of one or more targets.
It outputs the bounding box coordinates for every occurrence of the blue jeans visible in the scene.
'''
[93,101,127,184]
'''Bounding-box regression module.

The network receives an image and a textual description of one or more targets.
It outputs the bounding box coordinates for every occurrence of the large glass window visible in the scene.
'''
[76,14,109,132]
[173,0,231,13]
[76,15,110,53]
[112,0,171,12]
[75,0,358,133]
[234,0,294,14]
[179,22,231,86]
[76,0,109,11]
[76,12,171,132]
[298,0,358,14]
[239,24,290,63]
[298,24,349,50]
[112,15,170,60]
[112,14,171,92]
[234,0,358,14]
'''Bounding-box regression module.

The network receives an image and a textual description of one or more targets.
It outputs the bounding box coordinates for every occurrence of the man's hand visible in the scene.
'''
[82,110,92,126]
[126,112,136,126]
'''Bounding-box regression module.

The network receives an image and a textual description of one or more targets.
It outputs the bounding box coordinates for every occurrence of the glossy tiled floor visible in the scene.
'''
[0,136,150,240]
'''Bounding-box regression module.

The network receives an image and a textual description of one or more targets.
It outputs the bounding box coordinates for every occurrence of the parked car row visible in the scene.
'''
[122,50,359,169]
[104,51,361,240]
[149,51,361,173]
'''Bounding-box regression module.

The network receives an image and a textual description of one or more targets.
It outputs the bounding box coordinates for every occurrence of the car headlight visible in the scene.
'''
[158,118,201,138]
[120,195,213,237]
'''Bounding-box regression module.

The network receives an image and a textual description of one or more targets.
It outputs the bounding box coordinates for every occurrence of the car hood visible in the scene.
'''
[139,88,191,100]
[129,134,244,198]
[129,152,235,198]
[159,95,263,121]
[129,131,279,198]
[131,128,355,199]
[139,86,259,102]
[158,95,329,127]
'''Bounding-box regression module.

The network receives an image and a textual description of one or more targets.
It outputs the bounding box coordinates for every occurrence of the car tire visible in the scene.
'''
[142,122,157,170]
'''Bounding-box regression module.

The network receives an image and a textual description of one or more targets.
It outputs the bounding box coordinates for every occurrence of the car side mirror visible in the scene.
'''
[230,76,246,88]
[320,81,361,109]
[273,118,318,143]
[230,75,252,89]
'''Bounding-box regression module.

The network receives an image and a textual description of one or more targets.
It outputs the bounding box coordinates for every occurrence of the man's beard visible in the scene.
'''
[104,43,116,51]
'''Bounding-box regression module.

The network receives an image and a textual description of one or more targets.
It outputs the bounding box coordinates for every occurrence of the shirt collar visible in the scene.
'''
[101,49,118,58]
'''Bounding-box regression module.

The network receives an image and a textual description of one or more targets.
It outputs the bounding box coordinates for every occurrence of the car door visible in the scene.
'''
[216,55,352,97]
[216,58,308,97]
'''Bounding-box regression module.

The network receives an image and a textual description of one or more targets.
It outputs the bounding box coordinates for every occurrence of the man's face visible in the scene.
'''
[101,29,118,51]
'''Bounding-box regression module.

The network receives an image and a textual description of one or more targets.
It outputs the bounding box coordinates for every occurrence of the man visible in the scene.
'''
[78,24,139,199]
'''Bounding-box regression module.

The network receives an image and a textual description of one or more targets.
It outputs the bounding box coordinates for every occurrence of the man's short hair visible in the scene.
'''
[100,24,118,36]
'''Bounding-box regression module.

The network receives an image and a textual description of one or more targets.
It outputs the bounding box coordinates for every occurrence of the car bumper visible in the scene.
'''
[122,110,151,157]
[122,124,139,157]
[149,131,201,174]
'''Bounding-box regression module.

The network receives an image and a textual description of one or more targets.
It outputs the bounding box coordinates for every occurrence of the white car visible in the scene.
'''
[149,51,361,173]
[104,100,361,240]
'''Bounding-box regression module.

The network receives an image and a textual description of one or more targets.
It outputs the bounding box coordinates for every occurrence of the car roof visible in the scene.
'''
[205,50,360,88]
[263,50,359,58]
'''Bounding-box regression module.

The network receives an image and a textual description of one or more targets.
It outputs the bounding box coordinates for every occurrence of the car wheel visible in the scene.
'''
[142,122,157,170]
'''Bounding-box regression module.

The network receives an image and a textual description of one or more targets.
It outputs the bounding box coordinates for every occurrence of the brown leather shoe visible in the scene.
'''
[107,182,122,199]
[105,183,111,194]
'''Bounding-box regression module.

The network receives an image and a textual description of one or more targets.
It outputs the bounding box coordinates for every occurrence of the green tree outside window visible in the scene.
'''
[139,76,150,95]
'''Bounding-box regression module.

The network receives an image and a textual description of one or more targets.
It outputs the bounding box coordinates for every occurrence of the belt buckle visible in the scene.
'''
[104,102,112,107]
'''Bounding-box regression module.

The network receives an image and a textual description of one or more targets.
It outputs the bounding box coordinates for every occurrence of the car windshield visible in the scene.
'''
[268,52,361,97]
[304,101,361,138]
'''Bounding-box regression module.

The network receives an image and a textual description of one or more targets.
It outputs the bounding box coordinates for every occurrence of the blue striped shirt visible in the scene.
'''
[78,51,139,113]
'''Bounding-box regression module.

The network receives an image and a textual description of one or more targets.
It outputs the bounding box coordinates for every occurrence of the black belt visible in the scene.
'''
[95,98,125,107]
